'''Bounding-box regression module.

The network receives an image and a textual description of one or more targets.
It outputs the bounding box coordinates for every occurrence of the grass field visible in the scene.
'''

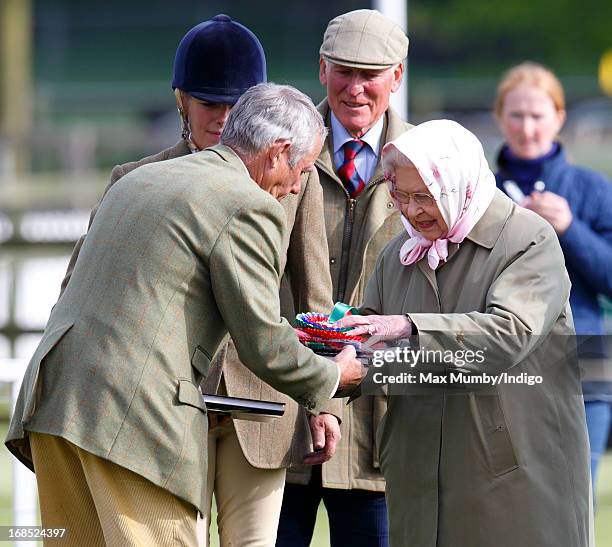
[0,422,11,528]
[595,451,612,546]
[1,421,610,546]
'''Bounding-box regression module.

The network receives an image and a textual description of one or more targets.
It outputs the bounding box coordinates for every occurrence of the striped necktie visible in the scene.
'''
[338,139,366,197]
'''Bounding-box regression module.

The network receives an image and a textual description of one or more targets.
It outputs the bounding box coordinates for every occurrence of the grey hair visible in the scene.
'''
[220,83,327,167]
[381,143,414,179]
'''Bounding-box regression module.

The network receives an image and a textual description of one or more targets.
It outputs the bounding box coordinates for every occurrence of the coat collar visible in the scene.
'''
[465,189,513,249]
[169,139,192,158]
[203,144,251,177]
[414,190,512,297]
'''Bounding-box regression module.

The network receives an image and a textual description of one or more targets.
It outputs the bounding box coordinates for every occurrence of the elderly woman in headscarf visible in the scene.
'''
[336,120,592,547]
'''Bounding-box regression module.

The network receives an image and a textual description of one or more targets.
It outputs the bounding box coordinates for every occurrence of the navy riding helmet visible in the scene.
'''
[172,14,267,105]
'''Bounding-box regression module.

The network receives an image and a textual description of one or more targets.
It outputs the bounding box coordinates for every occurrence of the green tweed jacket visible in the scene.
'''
[5,145,338,513]
[59,139,339,470]
[59,140,191,293]
[286,101,413,491]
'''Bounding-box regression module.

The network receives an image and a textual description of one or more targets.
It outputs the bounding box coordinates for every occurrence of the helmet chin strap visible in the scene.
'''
[174,89,200,154]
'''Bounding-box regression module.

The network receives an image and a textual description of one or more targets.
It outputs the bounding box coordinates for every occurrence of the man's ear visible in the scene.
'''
[390,63,404,93]
[268,139,292,167]
[319,58,328,86]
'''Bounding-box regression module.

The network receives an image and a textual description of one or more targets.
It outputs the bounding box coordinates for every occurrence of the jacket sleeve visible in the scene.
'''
[409,222,572,375]
[285,169,335,314]
[209,199,339,414]
[58,164,127,295]
[558,176,612,297]
[285,170,342,418]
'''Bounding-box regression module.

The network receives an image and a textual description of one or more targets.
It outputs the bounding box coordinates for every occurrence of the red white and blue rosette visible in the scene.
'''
[295,312,365,349]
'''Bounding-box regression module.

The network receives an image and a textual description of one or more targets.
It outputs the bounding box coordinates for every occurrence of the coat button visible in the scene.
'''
[330,257,336,265]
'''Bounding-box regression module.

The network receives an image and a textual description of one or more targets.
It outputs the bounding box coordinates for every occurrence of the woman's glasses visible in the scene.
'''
[388,180,436,207]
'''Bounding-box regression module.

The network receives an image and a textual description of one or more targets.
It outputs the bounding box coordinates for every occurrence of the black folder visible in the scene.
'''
[202,394,285,422]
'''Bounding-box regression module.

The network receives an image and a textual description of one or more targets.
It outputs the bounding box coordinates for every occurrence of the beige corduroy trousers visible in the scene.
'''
[29,432,198,546]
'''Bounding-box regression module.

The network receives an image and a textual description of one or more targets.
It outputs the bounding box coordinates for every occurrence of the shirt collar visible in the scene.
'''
[330,112,385,157]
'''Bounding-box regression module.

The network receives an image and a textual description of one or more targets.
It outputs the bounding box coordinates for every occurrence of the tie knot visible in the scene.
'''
[343,139,366,160]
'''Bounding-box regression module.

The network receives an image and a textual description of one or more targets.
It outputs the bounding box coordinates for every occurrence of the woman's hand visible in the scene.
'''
[334,314,413,340]
[522,191,573,235]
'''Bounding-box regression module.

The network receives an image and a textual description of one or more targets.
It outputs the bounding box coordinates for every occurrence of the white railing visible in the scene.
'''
[0,358,37,547]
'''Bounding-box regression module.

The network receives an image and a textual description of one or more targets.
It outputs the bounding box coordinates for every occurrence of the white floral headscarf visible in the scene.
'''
[382,120,497,269]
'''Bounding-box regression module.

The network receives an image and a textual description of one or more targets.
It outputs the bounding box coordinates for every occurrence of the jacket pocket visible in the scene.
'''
[177,379,207,413]
[191,346,211,379]
[469,392,518,476]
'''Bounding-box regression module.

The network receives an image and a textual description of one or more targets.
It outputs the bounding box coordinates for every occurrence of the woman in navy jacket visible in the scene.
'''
[494,62,612,491]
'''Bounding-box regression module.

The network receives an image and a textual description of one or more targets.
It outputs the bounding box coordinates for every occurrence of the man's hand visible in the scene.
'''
[335,314,413,340]
[303,413,341,465]
[522,191,572,235]
[334,345,365,387]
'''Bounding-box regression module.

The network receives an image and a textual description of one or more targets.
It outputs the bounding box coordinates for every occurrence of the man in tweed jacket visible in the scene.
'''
[277,11,412,547]
[57,15,342,547]
[5,84,363,546]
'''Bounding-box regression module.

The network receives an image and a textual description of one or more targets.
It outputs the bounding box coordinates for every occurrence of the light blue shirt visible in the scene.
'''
[331,112,385,185]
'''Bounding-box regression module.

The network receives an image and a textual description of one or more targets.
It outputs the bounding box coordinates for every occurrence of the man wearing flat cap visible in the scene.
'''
[277,10,412,547]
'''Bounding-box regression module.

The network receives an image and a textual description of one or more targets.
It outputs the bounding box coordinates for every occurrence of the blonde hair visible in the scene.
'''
[494,62,565,117]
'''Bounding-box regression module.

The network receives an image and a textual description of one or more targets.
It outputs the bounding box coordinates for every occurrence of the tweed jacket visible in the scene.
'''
[286,101,412,491]
[205,159,339,469]
[59,140,338,469]
[361,190,591,546]
[5,146,339,514]
[59,140,192,294]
